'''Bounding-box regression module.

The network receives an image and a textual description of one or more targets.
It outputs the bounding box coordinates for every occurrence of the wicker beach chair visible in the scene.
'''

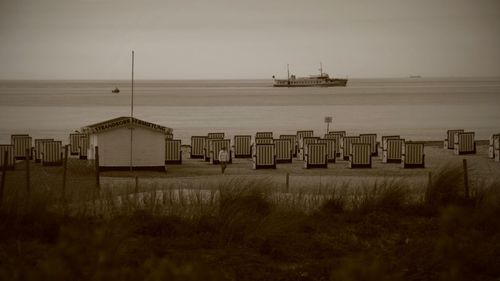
[253,144,276,169]
[280,135,298,157]
[41,141,63,166]
[204,133,225,162]
[341,136,361,161]
[454,132,476,155]
[382,138,405,163]
[233,135,252,158]
[210,139,232,165]
[402,142,425,168]
[69,133,87,156]
[0,145,15,170]
[445,129,464,149]
[256,132,273,139]
[297,130,314,140]
[208,132,225,139]
[304,143,328,168]
[495,137,500,162]
[360,133,378,156]
[165,139,182,164]
[299,137,319,160]
[318,138,336,163]
[490,133,500,159]
[324,133,342,157]
[78,135,89,160]
[255,138,274,145]
[190,136,206,159]
[381,135,400,151]
[11,134,32,160]
[348,143,372,168]
[274,138,292,163]
[34,138,54,163]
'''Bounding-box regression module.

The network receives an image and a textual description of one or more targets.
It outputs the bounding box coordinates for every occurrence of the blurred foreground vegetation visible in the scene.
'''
[0,165,499,281]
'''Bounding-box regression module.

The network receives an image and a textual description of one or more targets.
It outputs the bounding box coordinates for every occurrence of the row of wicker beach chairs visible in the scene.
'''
[0,133,90,170]
[444,129,500,162]
[175,131,428,170]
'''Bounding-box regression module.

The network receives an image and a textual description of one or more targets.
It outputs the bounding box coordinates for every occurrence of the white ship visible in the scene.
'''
[273,64,348,87]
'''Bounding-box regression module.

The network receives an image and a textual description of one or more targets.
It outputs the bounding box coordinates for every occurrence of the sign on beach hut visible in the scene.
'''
[0,145,15,170]
[233,135,252,158]
[34,138,54,163]
[11,134,32,160]
[165,139,182,164]
[41,141,63,166]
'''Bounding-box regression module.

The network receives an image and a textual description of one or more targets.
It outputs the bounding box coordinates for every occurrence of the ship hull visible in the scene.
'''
[273,79,348,87]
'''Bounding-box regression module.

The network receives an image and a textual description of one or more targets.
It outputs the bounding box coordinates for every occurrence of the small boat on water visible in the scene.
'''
[112,87,120,93]
[273,63,348,87]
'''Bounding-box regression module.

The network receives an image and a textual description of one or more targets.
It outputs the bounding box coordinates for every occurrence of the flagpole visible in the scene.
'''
[130,50,134,171]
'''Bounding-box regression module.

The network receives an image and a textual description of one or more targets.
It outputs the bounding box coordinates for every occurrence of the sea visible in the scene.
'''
[1,77,500,144]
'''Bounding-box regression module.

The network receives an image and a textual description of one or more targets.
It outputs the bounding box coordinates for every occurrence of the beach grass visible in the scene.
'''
[1,163,499,281]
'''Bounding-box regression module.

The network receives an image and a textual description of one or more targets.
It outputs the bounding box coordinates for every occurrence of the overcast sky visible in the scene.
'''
[1,0,499,80]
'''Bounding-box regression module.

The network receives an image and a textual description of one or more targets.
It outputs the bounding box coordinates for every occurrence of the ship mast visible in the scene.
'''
[287,64,290,85]
[319,62,323,76]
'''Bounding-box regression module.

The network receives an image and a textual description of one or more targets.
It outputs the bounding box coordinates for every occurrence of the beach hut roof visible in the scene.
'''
[81,116,172,135]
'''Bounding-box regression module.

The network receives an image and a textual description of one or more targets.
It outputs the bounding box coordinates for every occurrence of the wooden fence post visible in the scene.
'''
[0,151,8,207]
[463,159,469,199]
[285,173,289,193]
[95,146,100,188]
[62,145,68,201]
[25,148,30,194]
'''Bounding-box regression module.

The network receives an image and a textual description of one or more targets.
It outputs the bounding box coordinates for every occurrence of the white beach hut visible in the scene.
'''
[82,117,172,171]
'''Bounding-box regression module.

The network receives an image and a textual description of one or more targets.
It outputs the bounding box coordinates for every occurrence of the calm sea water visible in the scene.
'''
[1,78,499,144]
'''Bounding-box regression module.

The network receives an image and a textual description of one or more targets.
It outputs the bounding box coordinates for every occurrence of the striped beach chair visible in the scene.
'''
[318,138,336,163]
[233,135,252,158]
[349,143,372,168]
[360,133,378,156]
[69,133,86,156]
[165,139,182,164]
[274,138,292,163]
[165,133,174,140]
[297,130,314,140]
[255,138,274,145]
[490,133,500,159]
[324,133,342,157]
[78,135,89,159]
[256,132,273,139]
[190,136,206,159]
[382,138,405,163]
[304,143,328,168]
[280,135,298,157]
[328,130,346,137]
[495,137,500,162]
[341,136,361,160]
[41,141,63,166]
[402,142,425,168]
[204,133,225,161]
[381,135,400,151]
[34,138,54,163]
[299,137,319,160]
[454,132,476,155]
[0,145,15,170]
[253,144,276,169]
[210,139,232,165]
[445,129,464,149]
[11,134,32,160]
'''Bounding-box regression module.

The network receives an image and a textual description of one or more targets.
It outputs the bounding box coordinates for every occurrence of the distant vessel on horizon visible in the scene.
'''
[409,75,422,79]
[273,63,348,87]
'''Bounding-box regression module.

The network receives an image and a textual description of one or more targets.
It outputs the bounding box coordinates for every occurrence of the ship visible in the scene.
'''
[273,63,348,87]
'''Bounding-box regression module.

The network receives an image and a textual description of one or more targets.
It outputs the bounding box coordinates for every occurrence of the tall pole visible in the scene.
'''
[130,50,134,172]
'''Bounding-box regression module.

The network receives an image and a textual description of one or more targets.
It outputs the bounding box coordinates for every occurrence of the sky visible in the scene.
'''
[1,0,500,80]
